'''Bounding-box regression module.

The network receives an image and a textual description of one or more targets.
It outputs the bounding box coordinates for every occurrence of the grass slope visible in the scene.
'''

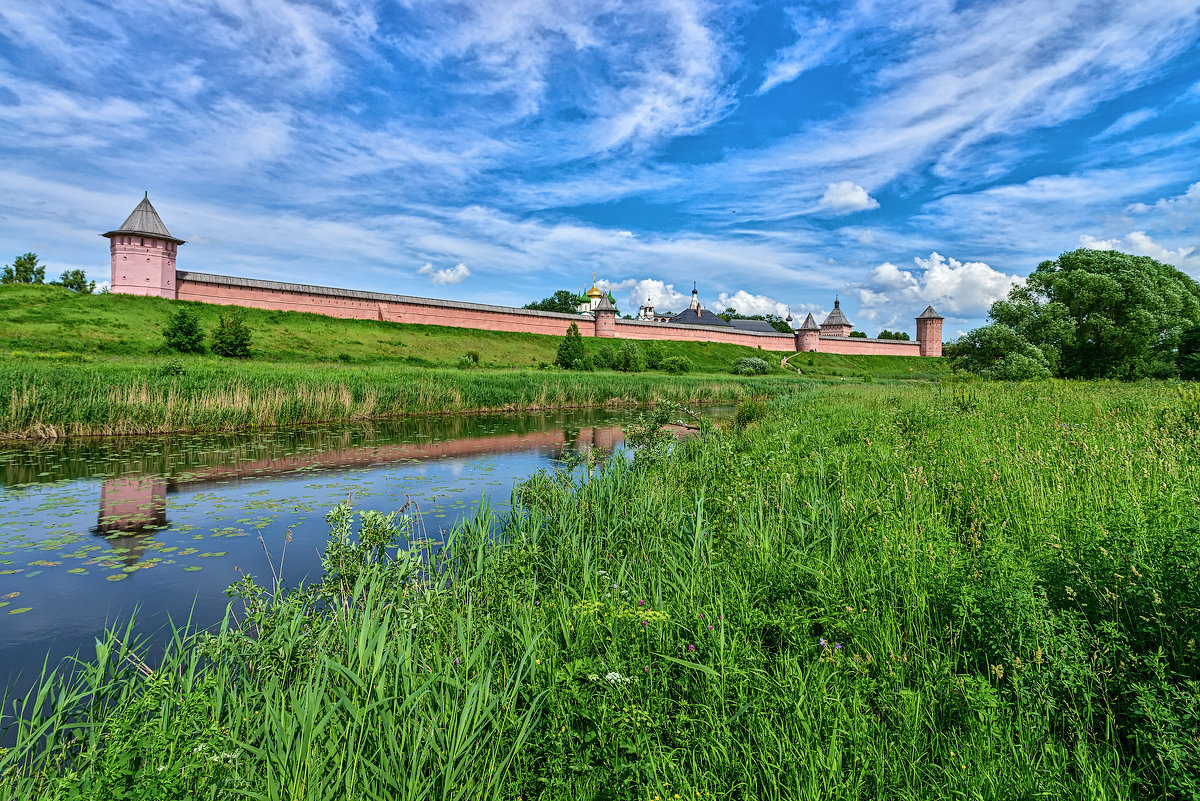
[0,284,947,378]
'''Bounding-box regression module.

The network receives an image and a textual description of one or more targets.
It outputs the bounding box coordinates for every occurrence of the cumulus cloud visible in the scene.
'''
[418,262,471,285]
[614,279,691,314]
[854,252,1023,327]
[1079,231,1199,273]
[713,290,789,318]
[818,181,879,214]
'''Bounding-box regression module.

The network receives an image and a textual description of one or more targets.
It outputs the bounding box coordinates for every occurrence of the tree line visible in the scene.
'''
[947,248,1200,380]
[2,252,95,293]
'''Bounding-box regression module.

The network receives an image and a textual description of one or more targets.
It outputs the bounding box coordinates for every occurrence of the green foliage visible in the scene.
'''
[162,306,205,354]
[49,269,95,294]
[2,252,45,285]
[643,342,665,369]
[988,248,1200,379]
[849,330,867,338]
[616,340,646,372]
[734,397,767,429]
[1179,327,1200,381]
[555,321,585,369]
[524,290,580,314]
[877,329,910,340]
[717,308,794,333]
[660,355,692,374]
[944,323,1052,380]
[210,309,252,358]
[731,356,770,375]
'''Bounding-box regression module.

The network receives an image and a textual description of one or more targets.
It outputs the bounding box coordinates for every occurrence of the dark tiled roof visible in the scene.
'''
[821,306,851,327]
[729,318,778,333]
[102,194,184,244]
[917,305,943,319]
[595,294,615,312]
[668,308,731,327]
[799,313,820,331]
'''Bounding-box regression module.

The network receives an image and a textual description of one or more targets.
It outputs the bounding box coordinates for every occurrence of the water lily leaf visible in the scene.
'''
[7,607,33,614]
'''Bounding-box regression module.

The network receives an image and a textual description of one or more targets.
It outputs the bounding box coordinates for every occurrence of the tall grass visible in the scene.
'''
[3,381,1195,799]
[0,362,803,439]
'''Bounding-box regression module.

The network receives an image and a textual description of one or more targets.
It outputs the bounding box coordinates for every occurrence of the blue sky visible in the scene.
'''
[2,0,1199,336]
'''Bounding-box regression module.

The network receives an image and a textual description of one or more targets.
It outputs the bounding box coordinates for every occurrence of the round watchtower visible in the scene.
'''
[102,193,184,298]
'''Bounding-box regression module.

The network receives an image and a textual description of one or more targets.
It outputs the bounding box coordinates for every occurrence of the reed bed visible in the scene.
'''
[0,362,802,440]
[2,381,1196,799]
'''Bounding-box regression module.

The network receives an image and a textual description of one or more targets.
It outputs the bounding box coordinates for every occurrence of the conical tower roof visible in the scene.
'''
[799,312,820,330]
[102,193,185,244]
[821,298,851,327]
[917,305,943,319]
[594,293,615,312]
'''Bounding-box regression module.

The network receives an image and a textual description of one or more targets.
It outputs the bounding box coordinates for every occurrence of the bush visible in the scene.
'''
[555,322,584,369]
[661,355,692,374]
[595,344,619,370]
[211,309,252,359]
[731,357,770,376]
[735,398,767,429]
[616,341,646,372]
[163,306,205,354]
[944,324,1051,381]
[644,342,665,369]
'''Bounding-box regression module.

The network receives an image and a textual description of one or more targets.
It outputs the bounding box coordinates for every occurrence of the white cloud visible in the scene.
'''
[1094,108,1159,140]
[616,279,690,314]
[854,252,1024,327]
[1079,231,1199,273]
[818,181,879,214]
[713,290,790,318]
[418,262,471,285]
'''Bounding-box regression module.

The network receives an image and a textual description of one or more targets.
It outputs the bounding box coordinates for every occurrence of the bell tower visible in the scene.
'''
[102,193,184,298]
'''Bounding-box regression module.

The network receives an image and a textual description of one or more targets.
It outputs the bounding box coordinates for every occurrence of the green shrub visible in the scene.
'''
[163,306,205,354]
[616,341,646,372]
[596,344,619,370]
[731,356,770,375]
[211,309,252,359]
[644,342,665,369]
[734,398,767,429]
[661,355,692,374]
[555,322,584,369]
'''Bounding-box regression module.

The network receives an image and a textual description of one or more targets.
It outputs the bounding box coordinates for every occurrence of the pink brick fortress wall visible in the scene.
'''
[816,337,923,356]
[174,271,934,355]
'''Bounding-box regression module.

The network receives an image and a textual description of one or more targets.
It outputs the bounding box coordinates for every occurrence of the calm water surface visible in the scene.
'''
[0,407,708,696]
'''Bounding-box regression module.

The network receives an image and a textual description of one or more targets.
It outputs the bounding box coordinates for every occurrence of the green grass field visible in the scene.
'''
[0,285,947,438]
[3,381,1197,799]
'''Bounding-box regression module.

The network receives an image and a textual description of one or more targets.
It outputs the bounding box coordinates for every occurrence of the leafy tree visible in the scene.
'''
[849,330,867,338]
[525,290,583,314]
[555,321,585,368]
[2,252,45,285]
[731,357,770,375]
[877,330,910,340]
[211,309,252,358]
[163,306,205,353]
[988,249,1200,379]
[50,269,95,294]
[1179,327,1200,381]
[944,323,1052,380]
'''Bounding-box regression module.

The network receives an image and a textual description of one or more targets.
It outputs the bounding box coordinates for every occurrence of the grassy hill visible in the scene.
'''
[0,284,948,379]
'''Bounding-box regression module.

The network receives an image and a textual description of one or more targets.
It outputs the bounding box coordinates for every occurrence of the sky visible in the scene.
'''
[2,0,1199,337]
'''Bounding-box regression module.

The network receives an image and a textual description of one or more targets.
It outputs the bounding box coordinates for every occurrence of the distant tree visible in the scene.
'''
[163,306,205,354]
[877,330,910,340]
[2,253,45,285]
[50,269,95,294]
[525,290,582,314]
[849,330,867,338]
[616,340,646,372]
[555,321,585,369]
[717,307,793,333]
[944,323,1052,381]
[211,309,252,358]
[987,249,1200,379]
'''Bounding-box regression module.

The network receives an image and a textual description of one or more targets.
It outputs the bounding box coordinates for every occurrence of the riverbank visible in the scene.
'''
[3,380,1195,798]
[0,361,806,440]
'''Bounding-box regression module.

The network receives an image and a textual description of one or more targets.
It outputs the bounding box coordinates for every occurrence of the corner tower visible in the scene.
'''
[102,193,184,298]
[916,306,944,357]
[819,298,853,337]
